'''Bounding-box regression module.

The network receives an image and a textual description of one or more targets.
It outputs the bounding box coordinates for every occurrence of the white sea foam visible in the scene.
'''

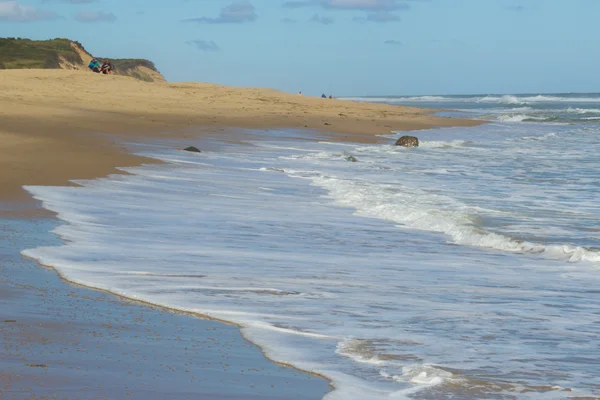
[341,94,600,106]
[566,107,600,114]
[418,139,470,148]
[511,132,559,141]
[477,95,525,105]
[21,117,600,399]
[299,174,600,263]
[397,95,447,102]
[336,339,387,366]
[400,365,455,386]
[496,114,539,122]
[339,95,450,103]
[521,95,600,102]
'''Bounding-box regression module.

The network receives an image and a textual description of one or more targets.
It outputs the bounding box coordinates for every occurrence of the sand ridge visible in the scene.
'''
[0,69,480,207]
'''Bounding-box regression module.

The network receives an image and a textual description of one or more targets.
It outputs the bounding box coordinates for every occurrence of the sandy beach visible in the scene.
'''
[1,69,481,399]
[0,69,480,208]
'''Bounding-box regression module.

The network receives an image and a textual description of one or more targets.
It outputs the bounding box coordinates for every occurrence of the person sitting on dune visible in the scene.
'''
[101,60,113,75]
[88,58,101,73]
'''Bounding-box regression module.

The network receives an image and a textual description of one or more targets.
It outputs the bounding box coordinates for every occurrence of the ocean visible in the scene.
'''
[23,93,600,399]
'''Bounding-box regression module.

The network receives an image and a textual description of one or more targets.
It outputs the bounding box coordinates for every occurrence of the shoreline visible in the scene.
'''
[1,216,331,399]
[1,69,482,398]
[0,69,481,211]
[15,132,341,397]
[20,250,334,389]
[8,133,338,398]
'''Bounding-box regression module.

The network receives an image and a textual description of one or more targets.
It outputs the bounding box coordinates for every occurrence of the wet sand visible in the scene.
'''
[0,216,331,399]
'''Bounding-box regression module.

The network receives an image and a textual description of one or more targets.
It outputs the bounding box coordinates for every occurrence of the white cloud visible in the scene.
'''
[0,1,57,22]
[184,1,257,24]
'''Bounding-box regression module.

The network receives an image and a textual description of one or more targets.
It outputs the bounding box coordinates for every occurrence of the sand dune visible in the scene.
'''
[0,69,480,206]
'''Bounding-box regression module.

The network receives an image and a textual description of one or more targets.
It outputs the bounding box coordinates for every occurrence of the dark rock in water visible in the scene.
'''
[26,364,48,368]
[345,156,358,162]
[183,146,201,153]
[395,136,419,147]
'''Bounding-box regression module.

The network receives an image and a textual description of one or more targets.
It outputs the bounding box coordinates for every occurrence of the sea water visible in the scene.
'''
[23,94,600,399]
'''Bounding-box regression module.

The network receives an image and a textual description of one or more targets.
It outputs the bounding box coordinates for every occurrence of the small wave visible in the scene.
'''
[379,365,457,386]
[300,176,600,263]
[339,96,449,103]
[400,95,447,102]
[419,140,470,149]
[566,107,600,114]
[477,94,600,105]
[520,95,563,102]
[496,114,562,123]
[260,167,285,173]
[512,132,558,141]
[477,95,525,105]
[508,95,600,103]
[336,339,387,366]
[497,114,539,122]
[383,367,578,399]
[340,94,600,107]
[400,365,455,386]
[523,95,600,103]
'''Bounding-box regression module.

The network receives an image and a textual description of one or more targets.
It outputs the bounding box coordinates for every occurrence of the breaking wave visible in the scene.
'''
[340,94,600,105]
[292,174,600,263]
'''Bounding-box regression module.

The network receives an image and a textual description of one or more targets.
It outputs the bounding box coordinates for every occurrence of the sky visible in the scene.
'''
[0,0,599,96]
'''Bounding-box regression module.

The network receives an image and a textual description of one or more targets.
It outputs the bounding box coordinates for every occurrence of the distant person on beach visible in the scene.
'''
[321,94,327,98]
[101,60,113,75]
[329,95,333,99]
[88,58,101,73]
[298,91,302,96]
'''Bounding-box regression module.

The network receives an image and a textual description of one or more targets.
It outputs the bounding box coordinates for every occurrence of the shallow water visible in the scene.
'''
[340,92,600,124]
[23,103,600,399]
[1,217,329,400]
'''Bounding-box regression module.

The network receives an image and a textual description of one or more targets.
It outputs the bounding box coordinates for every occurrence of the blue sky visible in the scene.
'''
[1,0,599,95]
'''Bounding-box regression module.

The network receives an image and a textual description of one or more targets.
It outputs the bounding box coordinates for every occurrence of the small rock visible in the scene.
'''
[345,156,358,162]
[395,136,419,147]
[324,122,331,126]
[183,146,201,153]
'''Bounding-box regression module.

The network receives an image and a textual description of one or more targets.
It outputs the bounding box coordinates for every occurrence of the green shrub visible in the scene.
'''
[0,37,162,81]
[0,37,82,69]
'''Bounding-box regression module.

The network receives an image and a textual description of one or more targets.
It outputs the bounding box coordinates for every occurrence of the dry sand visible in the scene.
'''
[0,69,480,207]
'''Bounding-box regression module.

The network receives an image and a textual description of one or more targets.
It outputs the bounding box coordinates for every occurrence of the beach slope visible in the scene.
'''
[0,69,480,205]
